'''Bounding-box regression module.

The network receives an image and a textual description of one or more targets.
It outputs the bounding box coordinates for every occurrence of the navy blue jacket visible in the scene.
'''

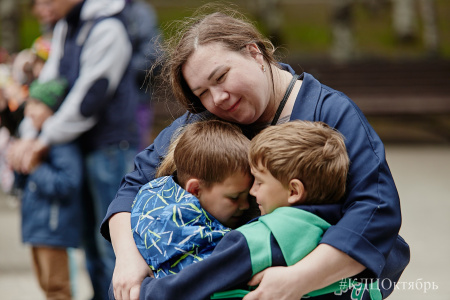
[109,205,401,300]
[102,69,410,288]
[19,142,83,248]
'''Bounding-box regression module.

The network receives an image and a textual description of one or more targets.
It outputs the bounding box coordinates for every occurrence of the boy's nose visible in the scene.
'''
[239,197,250,211]
[249,183,257,197]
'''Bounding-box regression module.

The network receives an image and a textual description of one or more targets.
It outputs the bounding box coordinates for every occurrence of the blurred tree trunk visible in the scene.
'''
[419,0,439,56]
[248,0,283,46]
[392,0,417,42]
[331,0,355,63]
[0,0,20,53]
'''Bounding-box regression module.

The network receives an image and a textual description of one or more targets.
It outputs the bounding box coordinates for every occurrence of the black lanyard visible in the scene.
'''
[271,74,300,126]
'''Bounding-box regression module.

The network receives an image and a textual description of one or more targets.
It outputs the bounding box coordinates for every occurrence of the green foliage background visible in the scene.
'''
[15,0,450,60]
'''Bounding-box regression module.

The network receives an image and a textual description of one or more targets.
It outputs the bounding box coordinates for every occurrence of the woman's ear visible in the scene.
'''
[287,179,306,205]
[185,178,201,197]
[245,43,264,63]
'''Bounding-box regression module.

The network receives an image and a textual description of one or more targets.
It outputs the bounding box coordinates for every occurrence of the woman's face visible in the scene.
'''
[182,43,272,125]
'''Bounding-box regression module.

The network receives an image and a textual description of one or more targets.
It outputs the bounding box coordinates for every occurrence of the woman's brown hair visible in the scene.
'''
[152,3,279,114]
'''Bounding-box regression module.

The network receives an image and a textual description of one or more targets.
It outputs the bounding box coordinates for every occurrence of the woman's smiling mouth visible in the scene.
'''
[227,98,241,112]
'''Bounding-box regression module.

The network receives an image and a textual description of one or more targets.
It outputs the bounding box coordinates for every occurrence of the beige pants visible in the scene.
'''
[31,246,71,300]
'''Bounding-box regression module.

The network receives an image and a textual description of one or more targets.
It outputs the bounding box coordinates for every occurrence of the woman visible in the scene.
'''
[101,6,409,300]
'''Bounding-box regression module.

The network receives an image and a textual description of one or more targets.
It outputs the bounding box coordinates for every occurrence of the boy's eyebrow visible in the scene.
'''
[228,188,250,197]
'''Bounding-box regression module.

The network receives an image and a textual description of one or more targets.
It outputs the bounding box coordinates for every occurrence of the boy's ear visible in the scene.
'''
[287,179,306,205]
[185,178,201,197]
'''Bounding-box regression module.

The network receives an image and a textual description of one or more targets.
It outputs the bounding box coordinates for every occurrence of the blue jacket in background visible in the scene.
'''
[19,142,83,248]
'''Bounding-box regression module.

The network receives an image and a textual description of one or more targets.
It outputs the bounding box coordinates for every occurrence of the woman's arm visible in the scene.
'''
[254,71,407,300]
[291,73,404,276]
[139,231,253,300]
[110,212,152,300]
[243,244,364,300]
[100,112,193,241]
[102,112,205,300]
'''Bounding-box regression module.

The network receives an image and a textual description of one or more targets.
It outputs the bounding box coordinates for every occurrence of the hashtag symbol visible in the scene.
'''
[339,278,348,289]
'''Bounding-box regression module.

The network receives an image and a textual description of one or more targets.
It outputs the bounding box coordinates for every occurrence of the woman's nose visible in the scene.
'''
[211,87,228,107]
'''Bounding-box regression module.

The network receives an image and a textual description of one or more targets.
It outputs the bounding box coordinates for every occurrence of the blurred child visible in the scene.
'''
[130,119,253,278]
[125,121,383,300]
[10,78,83,300]
[1,36,51,137]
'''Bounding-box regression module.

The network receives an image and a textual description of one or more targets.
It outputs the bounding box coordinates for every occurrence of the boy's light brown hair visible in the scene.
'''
[249,120,349,204]
[156,119,250,188]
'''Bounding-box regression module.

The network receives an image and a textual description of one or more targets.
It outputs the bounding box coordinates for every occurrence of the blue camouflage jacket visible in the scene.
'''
[131,176,230,278]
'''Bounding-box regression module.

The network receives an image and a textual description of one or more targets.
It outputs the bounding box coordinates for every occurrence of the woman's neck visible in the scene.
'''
[262,67,301,124]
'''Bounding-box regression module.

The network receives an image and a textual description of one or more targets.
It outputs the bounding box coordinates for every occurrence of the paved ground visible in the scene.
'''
[1,144,449,300]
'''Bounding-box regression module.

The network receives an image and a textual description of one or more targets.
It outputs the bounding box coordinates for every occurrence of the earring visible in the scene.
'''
[261,64,266,72]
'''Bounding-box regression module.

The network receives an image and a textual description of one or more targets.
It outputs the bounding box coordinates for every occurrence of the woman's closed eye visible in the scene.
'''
[198,89,208,98]
[216,71,227,83]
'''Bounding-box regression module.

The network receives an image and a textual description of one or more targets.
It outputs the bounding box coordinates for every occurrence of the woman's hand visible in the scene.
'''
[243,266,306,300]
[110,212,152,300]
[112,249,151,300]
[243,244,365,300]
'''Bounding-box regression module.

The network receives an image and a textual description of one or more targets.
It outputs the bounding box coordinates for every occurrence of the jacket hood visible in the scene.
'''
[80,0,125,21]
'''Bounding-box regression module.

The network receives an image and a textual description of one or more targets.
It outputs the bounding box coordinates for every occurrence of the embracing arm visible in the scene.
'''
[137,231,253,300]
[318,90,402,276]
[101,113,198,300]
[294,77,403,275]
[245,72,407,300]
[110,212,152,300]
[100,112,192,240]
[244,244,364,300]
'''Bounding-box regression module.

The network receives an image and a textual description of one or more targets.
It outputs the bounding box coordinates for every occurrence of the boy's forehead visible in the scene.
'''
[214,172,252,189]
[250,162,267,174]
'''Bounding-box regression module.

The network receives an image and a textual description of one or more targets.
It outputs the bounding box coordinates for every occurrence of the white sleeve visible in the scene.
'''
[39,18,132,145]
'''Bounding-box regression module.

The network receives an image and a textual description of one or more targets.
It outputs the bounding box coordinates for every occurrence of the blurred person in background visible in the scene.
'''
[0,36,50,196]
[123,0,162,150]
[31,0,59,38]
[8,0,139,299]
[8,78,83,300]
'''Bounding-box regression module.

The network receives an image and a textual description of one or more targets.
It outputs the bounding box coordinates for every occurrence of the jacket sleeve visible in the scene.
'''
[100,113,191,241]
[29,144,83,200]
[39,18,132,145]
[137,231,253,300]
[316,86,402,277]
